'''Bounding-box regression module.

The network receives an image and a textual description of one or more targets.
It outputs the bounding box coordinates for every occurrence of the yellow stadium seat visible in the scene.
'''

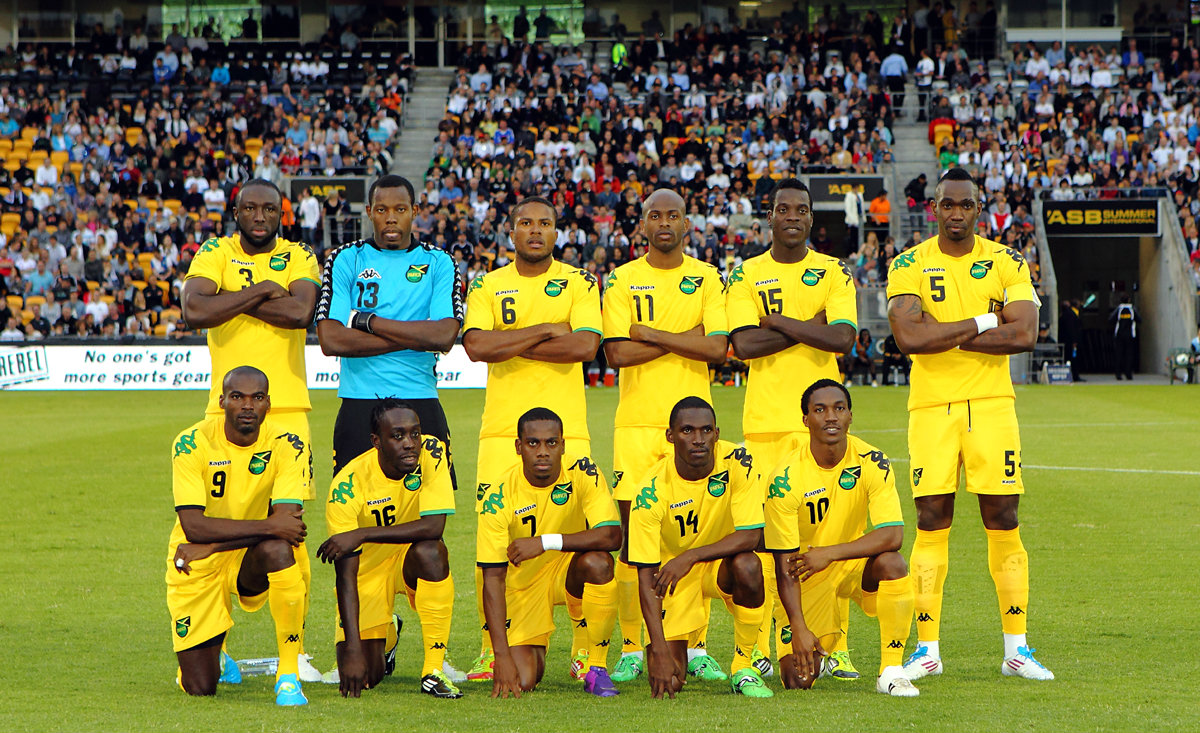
[7,149,28,163]
[131,280,148,290]
[0,223,15,237]
[100,295,115,305]
[25,295,46,308]
[137,252,155,270]
[28,150,47,161]
[153,323,168,336]
[125,127,143,146]
[50,150,69,168]
[0,139,11,154]
[5,294,22,310]
[164,199,182,211]
[20,127,37,141]
[69,162,83,178]
[87,280,100,291]
[1,161,18,173]
[21,309,34,324]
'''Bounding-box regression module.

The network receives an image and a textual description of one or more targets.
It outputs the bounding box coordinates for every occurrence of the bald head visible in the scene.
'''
[642,188,686,219]
[641,188,688,254]
[222,365,269,394]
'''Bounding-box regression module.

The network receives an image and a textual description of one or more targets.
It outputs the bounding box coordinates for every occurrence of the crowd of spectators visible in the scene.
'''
[0,18,411,341]
[414,8,907,298]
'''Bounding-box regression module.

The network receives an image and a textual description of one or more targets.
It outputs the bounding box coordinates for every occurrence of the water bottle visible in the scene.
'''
[236,657,279,676]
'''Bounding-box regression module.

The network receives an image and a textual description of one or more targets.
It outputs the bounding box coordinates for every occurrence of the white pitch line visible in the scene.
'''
[885,456,1200,476]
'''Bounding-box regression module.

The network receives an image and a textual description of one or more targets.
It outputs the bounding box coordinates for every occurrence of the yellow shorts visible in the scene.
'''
[908,397,1023,498]
[505,551,573,648]
[612,426,672,501]
[166,549,268,652]
[334,544,417,643]
[774,557,867,654]
[268,408,314,500]
[660,559,763,641]
[475,436,592,510]
[744,431,807,479]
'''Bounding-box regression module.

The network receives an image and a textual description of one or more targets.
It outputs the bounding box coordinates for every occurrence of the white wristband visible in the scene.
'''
[974,312,999,334]
[540,534,563,552]
[347,309,359,329]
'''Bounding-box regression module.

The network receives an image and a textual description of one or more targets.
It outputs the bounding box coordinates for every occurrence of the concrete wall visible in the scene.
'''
[1142,198,1199,373]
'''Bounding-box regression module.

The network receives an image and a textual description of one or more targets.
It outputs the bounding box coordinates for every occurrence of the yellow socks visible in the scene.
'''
[615,560,644,654]
[756,552,776,657]
[293,544,311,654]
[986,527,1029,635]
[910,527,950,642]
[474,565,492,654]
[583,580,618,669]
[416,576,455,675]
[268,564,305,678]
[874,576,915,674]
[726,596,764,675]
[566,591,588,656]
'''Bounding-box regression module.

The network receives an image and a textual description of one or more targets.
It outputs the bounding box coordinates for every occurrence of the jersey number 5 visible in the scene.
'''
[929,275,946,302]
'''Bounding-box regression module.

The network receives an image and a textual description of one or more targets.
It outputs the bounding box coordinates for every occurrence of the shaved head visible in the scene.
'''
[642,188,685,219]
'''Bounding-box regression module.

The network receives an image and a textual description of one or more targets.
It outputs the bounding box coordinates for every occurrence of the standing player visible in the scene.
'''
[317,399,461,699]
[886,167,1054,681]
[477,408,622,698]
[315,174,462,477]
[602,188,729,683]
[463,196,602,680]
[181,178,321,681]
[764,379,919,698]
[725,178,859,678]
[627,397,772,699]
[166,367,310,705]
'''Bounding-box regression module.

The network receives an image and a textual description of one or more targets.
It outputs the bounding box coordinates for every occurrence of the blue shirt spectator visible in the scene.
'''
[211,64,230,85]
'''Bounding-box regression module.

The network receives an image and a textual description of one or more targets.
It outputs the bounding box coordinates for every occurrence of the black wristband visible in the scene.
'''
[364,313,376,334]
[351,310,375,333]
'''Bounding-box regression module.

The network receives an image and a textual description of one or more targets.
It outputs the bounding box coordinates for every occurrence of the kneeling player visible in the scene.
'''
[627,397,772,699]
[477,408,622,698]
[317,399,460,699]
[765,379,919,697]
[166,366,310,706]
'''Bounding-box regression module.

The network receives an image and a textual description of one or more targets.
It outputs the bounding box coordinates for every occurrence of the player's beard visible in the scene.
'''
[239,224,279,249]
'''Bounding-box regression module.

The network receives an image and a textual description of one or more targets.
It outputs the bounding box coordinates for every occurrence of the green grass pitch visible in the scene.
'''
[0,384,1196,731]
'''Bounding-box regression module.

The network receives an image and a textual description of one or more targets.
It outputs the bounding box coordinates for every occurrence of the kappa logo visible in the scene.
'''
[998,246,1026,271]
[838,261,854,284]
[728,264,745,283]
[278,432,306,459]
[707,470,729,498]
[768,467,792,499]
[269,251,291,271]
[330,473,355,504]
[838,466,861,490]
[286,634,300,643]
[198,238,220,254]
[430,642,447,649]
[423,437,445,465]
[970,260,994,279]
[174,430,198,458]
[912,467,923,487]
[679,275,703,294]
[577,268,598,291]
[248,451,272,475]
[887,640,905,649]
[859,450,891,479]
[468,275,486,293]
[891,250,917,270]
[916,612,934,622]
[575,618,588,628]
[544,278,569,297]
[175,616,191,638]
[551,482,573,505]
[406,264,429,282]
[571,457,599,479]
[801,268,826,286]
[724,446,754,477]
[1005,606,1025,615]
[597,639,610,647]
[481,486,505,515]
[358,267,382,280]
[633,478,659,511]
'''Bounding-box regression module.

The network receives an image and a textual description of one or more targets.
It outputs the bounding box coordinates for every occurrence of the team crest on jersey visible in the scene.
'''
[679,275,703,294]
[801,268,826,286]
[175,616,191,638]
[970,260,993,279]
[838,466,861,490]
[768,467,792,498]
[912,468,923,487]
[406,264,429,283]
[780,624,792,644]
[989,299,1004,314]
[611,470,624,489]
[551,482,573,505]
[544,278,569,297]
[248,451,272,475]
[404,471,422,491]
[707,470,729,497]
[358,267,382,280]
[475,482,491,503]
[269,251,291,271]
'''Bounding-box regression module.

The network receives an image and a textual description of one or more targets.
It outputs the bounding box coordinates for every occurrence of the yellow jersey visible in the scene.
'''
[185,234,321,414]
[725,249,857,434]
[325,436,455,576]
[626,440,765,566]
[167,416,310,563]
[602,255,728,429]
[885,235,1037,409]
[463,261,602,440]
[476,456,619,589]
[763,435,904,553]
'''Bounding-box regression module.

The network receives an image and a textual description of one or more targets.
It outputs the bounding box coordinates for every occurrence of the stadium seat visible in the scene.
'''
[25,295,45,309]
[153,323,168,337]
[5,294,22,310]
[50,150,69,169]
[125,127,143,146]
[21,309,33,324]
[86,280,100,292]
[0,139,10,154]
[20,127,36,142]
[164,199,183,211]
[137,252,155,272]
[1,161,19,173]
[100,295,115,305]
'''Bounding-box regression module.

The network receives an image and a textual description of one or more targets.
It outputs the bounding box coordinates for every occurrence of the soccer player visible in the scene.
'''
[764,379,919,698]
[627,397,772,699]
[725,177,859,678]
[476,408,622,698]
[463,196,602,680]
[315,175,462,478]
[886,167,1054,681]
[166,366,310,705]
[602,187,729,683]
[317,399,461,699]
[181,178,321,679]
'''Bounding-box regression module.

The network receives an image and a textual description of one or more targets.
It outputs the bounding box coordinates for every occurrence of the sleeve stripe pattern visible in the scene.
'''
[421,239,464,324]
[314,240,360,321]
